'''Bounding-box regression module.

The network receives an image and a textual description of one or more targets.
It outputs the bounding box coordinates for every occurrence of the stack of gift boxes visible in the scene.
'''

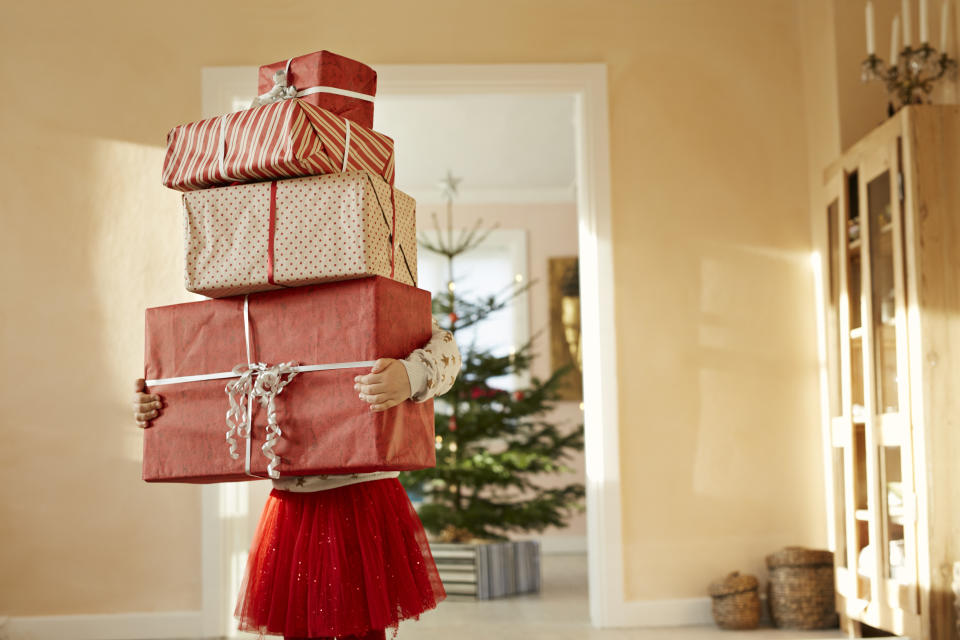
[142,51,436,483]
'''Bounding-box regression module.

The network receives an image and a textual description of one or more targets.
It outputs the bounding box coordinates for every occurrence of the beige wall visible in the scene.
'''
[1,0,850,616]
[611,2,824,600]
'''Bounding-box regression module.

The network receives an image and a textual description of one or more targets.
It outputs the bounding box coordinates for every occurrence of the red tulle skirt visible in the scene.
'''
[235,478,446,638]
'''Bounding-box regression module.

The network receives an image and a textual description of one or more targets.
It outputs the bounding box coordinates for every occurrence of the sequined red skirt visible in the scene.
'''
[235,479,445,638]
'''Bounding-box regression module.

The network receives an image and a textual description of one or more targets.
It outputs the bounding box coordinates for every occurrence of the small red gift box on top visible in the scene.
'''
[142,277,435,483]
[257,51,377,129]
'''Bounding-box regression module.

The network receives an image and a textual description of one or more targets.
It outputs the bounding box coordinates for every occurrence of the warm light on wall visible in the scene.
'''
[810,250,837,549]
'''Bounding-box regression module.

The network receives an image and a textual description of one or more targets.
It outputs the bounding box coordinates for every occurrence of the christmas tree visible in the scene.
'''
[402,172,585,542]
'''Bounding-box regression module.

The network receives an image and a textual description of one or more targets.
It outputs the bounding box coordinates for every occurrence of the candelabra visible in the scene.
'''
[862,43,957,110]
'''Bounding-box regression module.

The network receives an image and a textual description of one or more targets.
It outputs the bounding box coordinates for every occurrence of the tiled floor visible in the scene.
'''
[396,554,850,640]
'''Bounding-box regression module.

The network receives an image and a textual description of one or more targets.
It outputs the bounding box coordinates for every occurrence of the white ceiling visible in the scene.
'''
[374,93,577,204]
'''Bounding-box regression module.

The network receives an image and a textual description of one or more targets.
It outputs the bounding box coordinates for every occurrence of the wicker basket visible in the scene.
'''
[766,547,838,630]
[708,571,761,630]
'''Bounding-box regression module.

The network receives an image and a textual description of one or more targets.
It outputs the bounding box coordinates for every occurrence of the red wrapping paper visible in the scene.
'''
[142,277,434,483]
[258,50,376,129]
[162,99,395,192]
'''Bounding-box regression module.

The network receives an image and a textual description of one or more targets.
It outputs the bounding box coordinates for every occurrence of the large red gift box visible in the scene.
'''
[257,51,376,129]
[142,277,434,483]
[182,172,417,298]
[162,99,395,192]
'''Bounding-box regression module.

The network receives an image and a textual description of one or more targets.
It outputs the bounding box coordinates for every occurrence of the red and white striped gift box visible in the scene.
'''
[162,98,395,192]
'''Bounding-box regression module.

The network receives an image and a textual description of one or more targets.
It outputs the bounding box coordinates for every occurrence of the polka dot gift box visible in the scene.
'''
[181,171,417,298]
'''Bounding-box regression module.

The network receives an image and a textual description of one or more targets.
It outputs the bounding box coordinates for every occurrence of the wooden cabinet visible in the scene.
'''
[820,105,960,639]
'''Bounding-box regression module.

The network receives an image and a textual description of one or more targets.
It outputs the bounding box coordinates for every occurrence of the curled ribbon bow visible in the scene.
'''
[225,361,299,479]
[248,56,376,110]
[250,69,299,108]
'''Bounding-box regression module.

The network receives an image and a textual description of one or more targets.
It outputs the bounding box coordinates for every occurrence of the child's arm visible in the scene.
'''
[133,318,462,423]
[354,317,462,412]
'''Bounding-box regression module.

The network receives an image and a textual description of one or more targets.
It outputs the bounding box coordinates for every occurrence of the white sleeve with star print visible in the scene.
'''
[399,316,461,403]
[271,317,461,494]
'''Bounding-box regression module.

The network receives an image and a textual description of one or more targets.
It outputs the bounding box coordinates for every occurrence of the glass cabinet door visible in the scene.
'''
[866,172,898,415]
[827,199,843,420]
[826,194,849,584]
[825,172,863,602]
[841,169,872,601]
[859,142,918,614]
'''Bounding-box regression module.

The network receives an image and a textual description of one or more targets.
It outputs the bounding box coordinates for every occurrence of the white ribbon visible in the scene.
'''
[295,85,376,103]
[217,115,231,182]
[225,70,356,180]
[250,56,375,109]
[225,361,298,479]
[145,295,377,479]
[342,120,352,172]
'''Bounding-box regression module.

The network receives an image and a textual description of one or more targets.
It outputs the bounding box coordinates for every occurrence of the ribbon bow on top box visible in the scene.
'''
[253,51,377,129]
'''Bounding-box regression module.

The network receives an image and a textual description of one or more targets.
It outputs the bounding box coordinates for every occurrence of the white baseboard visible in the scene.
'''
[1,611,203,640]
[606,597,714,628]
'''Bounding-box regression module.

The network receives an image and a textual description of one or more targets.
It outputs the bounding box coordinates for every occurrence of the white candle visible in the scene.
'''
[942,0,951,51]
[867,1,877,54]
[892,15,902,63]
[920,0,929,42]
[903,0,913,46]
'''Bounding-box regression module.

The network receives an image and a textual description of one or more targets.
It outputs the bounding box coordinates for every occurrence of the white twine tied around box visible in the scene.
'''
[145,294,376,479]
[225,363,296,478]
[217,55,364,183]
[249,56,376,109]
[224,329,299,480]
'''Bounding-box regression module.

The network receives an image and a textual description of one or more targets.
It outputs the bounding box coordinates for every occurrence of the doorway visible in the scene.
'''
[198,63,620,636]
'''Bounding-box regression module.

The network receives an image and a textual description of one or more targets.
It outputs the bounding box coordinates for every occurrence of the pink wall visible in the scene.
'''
[419,200,586,544]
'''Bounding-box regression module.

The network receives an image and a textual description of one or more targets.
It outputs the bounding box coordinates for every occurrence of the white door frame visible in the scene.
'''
[199,63,624,633]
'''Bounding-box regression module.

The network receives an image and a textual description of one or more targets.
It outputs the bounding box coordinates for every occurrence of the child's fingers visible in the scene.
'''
[361,392,388,405]
[354,372,384,386]
[370,400,397,412]
[359,393,387,404]
[354,381,387,395]
[133,399,162,413]
[133,380,161,400]
[370,394,406,411]
[136,420,149,429]
[370,358,394,374]
[135,409,159,422]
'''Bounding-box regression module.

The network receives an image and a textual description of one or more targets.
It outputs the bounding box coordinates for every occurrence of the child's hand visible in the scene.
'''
[133,378,163,428]
[354,359,411,412]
